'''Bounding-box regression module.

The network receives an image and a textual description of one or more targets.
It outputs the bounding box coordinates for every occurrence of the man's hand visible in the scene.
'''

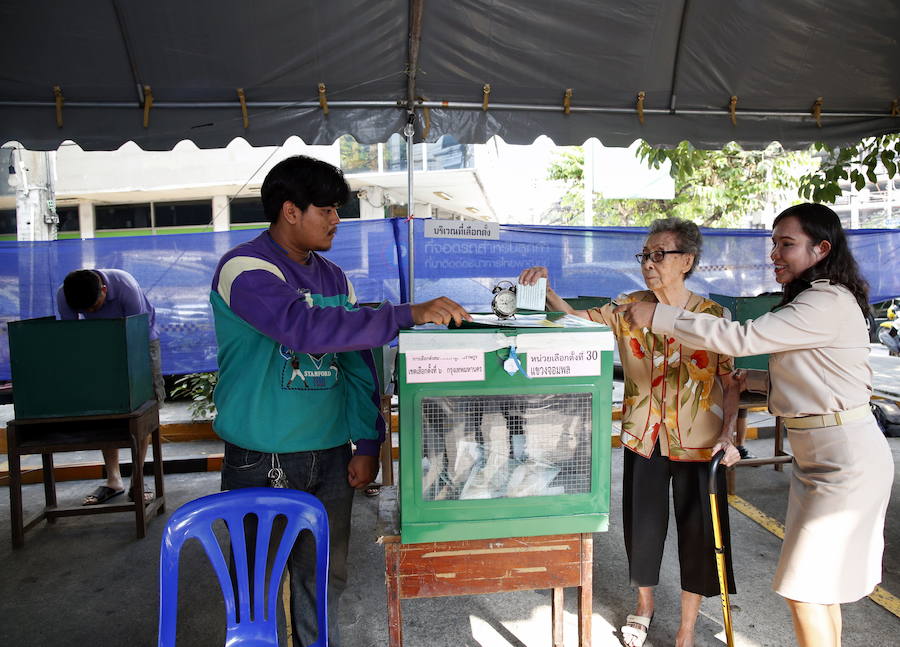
[410,297,472,327]
[613,301,657,329]
[347,454,379,489]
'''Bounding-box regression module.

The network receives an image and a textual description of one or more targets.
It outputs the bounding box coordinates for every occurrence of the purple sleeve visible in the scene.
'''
[116,275,147,316]
[56,287,76,320]
[228,269,415,353]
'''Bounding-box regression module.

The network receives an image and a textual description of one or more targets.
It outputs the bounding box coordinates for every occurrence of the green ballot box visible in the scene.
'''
[710,293,782,371]
[397,320,615,544]
[8,314,153,419]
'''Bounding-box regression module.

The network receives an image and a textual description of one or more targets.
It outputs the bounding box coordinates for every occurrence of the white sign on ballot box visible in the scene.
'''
[405,350,485,383]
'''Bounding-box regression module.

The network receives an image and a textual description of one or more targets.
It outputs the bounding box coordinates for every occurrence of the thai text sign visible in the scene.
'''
[526,348,602,378]
[405,350,485,383]
[424,220,500,240]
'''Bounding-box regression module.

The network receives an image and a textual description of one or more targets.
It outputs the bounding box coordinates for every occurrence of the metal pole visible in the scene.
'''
[0,98,887,121]
[406,117,415,302]
[404,0,425,304]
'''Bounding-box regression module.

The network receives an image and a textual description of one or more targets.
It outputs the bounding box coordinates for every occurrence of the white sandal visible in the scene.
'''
[621,613,653,647]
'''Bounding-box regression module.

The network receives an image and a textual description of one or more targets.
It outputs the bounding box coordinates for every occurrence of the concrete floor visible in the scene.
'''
[0,431,898,647]
[0,343,898,646]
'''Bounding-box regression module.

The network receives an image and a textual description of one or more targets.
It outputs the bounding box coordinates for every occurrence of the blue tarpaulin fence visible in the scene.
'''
[1,218,897,378]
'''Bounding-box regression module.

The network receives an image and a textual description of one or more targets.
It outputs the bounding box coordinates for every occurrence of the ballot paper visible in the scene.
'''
[515,278,546,310]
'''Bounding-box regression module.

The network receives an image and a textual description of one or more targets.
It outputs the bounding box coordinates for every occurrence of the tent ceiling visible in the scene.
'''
[1,0,898,151]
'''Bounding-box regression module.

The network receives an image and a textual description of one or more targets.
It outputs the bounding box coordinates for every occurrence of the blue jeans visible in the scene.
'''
[222,441,354,647]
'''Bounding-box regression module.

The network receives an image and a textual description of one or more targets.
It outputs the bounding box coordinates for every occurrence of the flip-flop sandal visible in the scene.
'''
[621,613,653,647]
[128,486,154,504]
[82,486,125,506]
[364,484,381,498]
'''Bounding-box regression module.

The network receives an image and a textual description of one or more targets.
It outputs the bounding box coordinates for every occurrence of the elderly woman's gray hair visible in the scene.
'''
[647,217,702,277]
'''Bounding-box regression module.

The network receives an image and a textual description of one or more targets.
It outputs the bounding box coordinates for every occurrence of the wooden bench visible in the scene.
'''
[6,399,165,548]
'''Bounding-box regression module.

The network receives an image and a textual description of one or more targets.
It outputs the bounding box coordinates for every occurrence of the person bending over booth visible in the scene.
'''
[57,268,165,506]
[211,154,470,646]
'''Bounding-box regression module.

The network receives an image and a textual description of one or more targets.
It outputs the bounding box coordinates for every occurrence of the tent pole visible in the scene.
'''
[405,0,425,303]
[405,116,415,302]
[667,0,692,113]
[0,98,887,120]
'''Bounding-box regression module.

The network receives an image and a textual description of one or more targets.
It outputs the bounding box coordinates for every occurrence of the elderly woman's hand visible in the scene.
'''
[724,369,748,393]
[613,301,656,329]
[711,437,741,466]
[518,266,548,286]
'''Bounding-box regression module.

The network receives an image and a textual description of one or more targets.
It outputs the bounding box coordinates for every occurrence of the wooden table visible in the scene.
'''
[378,488,593,647]
[6,399,165,548]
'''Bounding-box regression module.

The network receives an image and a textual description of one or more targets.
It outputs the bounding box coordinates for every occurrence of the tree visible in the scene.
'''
[797,134,900,204]
[545,149,668,227]
[546,141,816,227]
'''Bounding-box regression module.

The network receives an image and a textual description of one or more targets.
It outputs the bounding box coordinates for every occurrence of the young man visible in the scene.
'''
[211,155,468,645]
[57,268,165,505]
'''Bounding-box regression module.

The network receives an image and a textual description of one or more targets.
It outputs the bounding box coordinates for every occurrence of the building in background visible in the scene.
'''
[0,135,505,241]
[4,138,894,241]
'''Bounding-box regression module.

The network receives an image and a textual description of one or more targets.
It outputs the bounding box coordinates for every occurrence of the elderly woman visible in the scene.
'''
[617,204,893,647]
[520,217,740,647]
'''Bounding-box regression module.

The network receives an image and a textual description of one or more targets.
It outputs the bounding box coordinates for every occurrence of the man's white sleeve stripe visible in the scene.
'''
[347,277,357,306]
[217,256,286,306]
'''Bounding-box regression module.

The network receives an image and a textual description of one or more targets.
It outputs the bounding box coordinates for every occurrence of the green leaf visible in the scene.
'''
[691,388,701,418]
[635,395,650,410]
[681,388,692,407]
[624,377,638,399]
[667,367,680,389]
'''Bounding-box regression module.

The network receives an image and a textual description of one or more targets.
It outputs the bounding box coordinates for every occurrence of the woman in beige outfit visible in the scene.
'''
[618,203,893,647]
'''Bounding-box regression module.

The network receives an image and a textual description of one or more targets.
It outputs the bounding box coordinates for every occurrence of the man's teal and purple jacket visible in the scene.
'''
[210,231,413,456]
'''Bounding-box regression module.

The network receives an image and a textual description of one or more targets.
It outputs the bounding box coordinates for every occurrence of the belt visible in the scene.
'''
[782,404,871,430]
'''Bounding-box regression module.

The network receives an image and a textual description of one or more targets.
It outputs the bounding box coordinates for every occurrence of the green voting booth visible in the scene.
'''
[710,294,782,370]
[396,319,615,544]
[8,314,153,419]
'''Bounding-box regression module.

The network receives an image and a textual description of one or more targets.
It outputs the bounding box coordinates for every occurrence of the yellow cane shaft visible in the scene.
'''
[710,492,735,647]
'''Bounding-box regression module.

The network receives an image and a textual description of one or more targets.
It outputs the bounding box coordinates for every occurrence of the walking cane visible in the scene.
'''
[709,449,735,647]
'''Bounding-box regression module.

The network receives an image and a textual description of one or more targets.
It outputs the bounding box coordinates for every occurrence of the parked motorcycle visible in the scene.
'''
[878,302,899,357]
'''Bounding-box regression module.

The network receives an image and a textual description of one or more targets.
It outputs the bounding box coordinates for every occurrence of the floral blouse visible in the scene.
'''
[587,291,733,461]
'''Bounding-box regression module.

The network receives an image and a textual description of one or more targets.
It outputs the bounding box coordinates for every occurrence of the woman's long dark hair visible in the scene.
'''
[773,203,869,316]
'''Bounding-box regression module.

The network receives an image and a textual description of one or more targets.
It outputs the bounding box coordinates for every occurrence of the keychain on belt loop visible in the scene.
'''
[268,454,289,488]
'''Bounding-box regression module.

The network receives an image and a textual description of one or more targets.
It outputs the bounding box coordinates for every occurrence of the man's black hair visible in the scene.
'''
[63,269,103,311]
[260,155,350,223]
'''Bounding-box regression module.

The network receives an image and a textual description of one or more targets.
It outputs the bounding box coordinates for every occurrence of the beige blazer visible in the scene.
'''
[652,280,872,417]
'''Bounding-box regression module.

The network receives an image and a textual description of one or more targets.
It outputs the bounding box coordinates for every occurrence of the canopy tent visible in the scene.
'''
[2,0,898,152]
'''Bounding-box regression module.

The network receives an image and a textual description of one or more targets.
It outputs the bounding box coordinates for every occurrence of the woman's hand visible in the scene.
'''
[711,437,741,467]
[613,301,657,329]
[518,266,549,286]
[517,266,577,315]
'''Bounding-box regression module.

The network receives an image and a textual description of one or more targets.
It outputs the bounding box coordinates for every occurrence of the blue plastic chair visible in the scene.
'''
[157,487,330,647]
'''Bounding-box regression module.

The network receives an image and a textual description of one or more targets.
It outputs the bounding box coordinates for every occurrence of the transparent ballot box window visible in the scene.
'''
[420,393,592,501]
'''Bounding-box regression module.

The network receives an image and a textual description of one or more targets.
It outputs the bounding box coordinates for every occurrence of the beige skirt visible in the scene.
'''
[773,414,893,604]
